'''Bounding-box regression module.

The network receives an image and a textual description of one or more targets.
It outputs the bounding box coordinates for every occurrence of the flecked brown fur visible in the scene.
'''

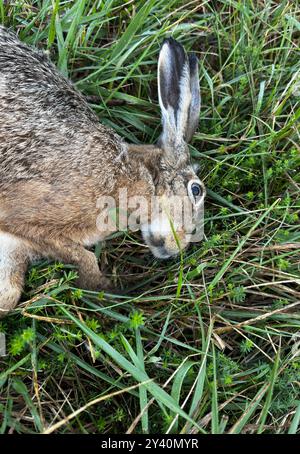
[0,29,205,316]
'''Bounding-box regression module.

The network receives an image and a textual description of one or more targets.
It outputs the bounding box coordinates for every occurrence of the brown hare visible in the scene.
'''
[0,27,205,316]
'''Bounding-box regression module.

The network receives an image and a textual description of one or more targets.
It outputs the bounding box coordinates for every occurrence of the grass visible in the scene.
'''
[0,0,300,434]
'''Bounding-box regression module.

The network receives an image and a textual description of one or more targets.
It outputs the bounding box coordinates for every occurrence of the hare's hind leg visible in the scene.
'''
[0,231,30,317]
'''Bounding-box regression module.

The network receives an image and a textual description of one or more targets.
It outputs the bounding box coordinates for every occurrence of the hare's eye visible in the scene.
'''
[191,183,202,198]
[188,180,205,205]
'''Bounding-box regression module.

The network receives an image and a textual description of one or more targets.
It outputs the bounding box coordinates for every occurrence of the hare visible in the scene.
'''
[0,27,205,316]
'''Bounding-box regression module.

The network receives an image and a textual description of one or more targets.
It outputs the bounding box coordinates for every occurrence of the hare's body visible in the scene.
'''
[0,27,205,316]
[0,26,152,241]
[0,27,155,309]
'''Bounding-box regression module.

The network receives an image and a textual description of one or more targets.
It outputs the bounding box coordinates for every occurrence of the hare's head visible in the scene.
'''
[140,38,205,259]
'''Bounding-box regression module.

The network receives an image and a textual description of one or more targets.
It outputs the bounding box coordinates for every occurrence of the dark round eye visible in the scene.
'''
[191,182,202,198]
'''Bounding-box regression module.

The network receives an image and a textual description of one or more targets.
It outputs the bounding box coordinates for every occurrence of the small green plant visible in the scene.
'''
[240,339,254,355]
[9,327,35,356]
[129,311,145,330]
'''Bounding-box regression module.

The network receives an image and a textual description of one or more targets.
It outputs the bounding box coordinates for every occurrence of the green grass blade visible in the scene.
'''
[60,307,201,431]
[110,0,155,66]
[288,402,300,434]
[170,360,197,432]
[12,379,44,433]
[228,384,269,434]
[257,349,281,433]
[136,328,149,434]
[211,345,219,434]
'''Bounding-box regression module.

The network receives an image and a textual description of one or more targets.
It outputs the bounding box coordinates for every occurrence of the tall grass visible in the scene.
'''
[0,0,300,434]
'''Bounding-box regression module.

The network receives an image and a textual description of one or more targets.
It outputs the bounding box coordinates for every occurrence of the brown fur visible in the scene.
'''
[0,29,205,316]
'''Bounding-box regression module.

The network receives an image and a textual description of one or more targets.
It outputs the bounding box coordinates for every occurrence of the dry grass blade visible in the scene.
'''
[43,380,152,434]
[214,301,300,335]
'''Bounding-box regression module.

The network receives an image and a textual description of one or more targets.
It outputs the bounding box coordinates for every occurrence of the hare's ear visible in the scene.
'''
[186,53,201,142]
[158,38,200,148]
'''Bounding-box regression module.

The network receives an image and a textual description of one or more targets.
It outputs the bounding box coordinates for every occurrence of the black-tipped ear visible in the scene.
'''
[158,38,187,115]
[158,38,200,150]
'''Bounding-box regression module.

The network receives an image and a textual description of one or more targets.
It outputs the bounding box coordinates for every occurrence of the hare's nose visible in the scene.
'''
[149,233,165,248]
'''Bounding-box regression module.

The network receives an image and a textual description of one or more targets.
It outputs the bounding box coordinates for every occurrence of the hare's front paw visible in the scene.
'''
[0,279,22,318]
[75,271,113,293]
[96,276,113,292]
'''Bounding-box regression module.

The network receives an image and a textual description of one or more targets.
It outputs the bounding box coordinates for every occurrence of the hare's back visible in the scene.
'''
[0,26,98,129]
[0,27,125,183]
